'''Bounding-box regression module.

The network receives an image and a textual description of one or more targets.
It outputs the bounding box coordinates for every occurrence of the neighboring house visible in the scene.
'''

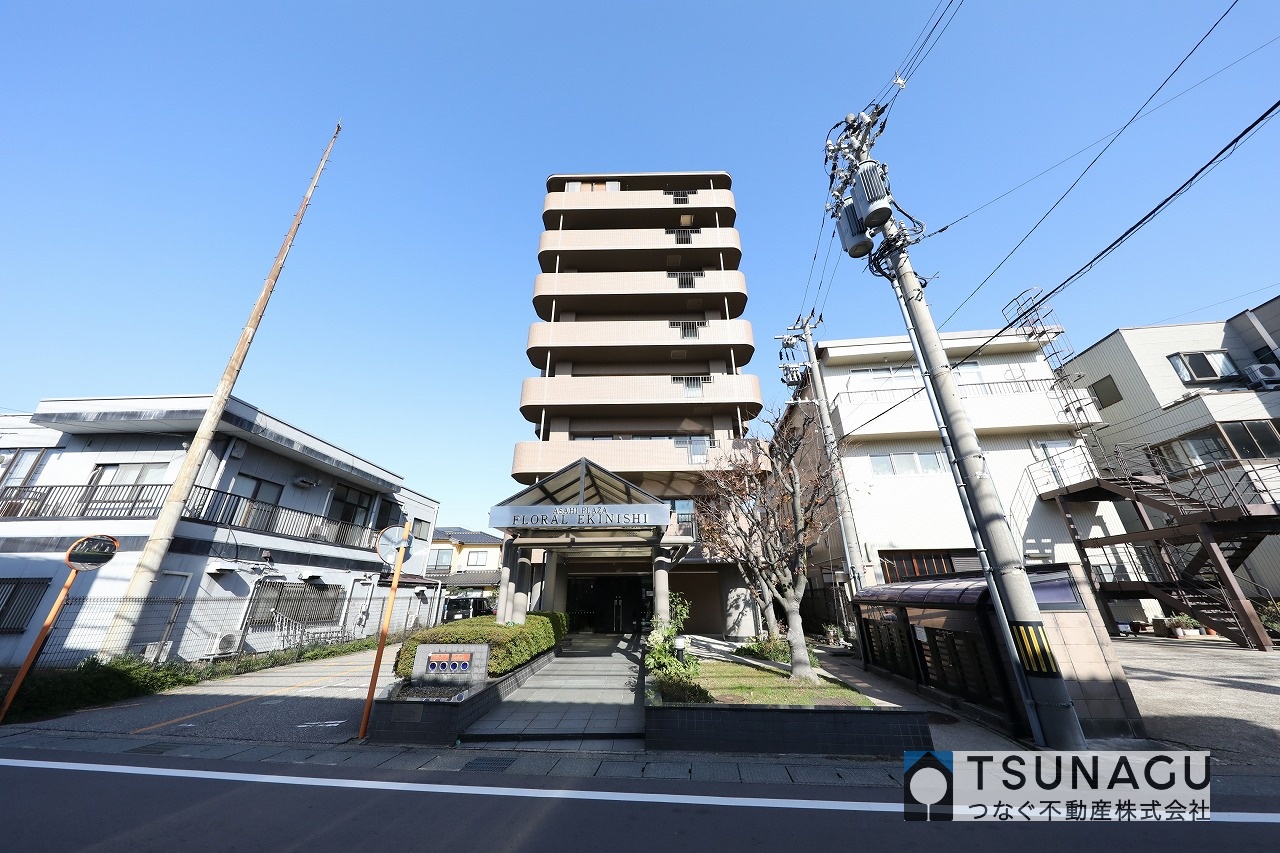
[803,327,1115,591]
[0,394,439,667]
[496,171,765,639]
[425,527,502,619]
[1048,296,1280,649]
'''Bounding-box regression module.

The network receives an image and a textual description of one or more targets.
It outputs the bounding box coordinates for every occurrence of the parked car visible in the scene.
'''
[444,598,495,621]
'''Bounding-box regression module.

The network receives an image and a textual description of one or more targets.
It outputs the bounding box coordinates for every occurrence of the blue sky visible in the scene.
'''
[2,2,1278,530]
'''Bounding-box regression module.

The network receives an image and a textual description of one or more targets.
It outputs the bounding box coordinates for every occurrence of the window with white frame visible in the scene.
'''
[465,550,488,567]
[869,451,947,476]
[428,548,453,569]
[1167,351,1239,383]
[1,449,51,489]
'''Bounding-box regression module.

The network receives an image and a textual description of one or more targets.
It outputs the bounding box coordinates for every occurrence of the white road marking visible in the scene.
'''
[0,758,1275,822]
[295,720,346,728]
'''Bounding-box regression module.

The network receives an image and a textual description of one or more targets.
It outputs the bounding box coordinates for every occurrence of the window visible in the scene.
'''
[1168,351,1239,383]
[245,581,343,627]
[428,548,453,570]
[93,462,169,487]
[0,577,51,633]
[374,499,404,531]
[849,366,921,389]
[869,451,947,476]
[328,483,373,526]
[1,449,50,489]
[465,550,488,567]
[669,498,696,538]
[411,518,433,540]
[879,551,956,583]
[1219,420,1280,460]
[229,474,282,504]
[1155,428,1233,470]
[1089,375,1123,409]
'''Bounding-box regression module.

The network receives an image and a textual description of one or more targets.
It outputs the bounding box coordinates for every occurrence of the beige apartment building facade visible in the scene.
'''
[494,172,764,639]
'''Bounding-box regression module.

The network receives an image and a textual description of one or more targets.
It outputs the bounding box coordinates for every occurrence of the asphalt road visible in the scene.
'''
[0,752,1274,853]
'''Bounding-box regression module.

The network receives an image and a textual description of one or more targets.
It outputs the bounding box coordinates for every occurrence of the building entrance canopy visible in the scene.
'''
[489,458,677,558]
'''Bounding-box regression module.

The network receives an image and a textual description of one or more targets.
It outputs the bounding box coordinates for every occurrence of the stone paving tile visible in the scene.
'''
[70,737,149,754]
[165,743,254,760]
[549,757,602,777]
[738,763,793,785]
[786,765,844,786]
[691,762,742,783]
[222,744,292,762]
[260,748,325,763]
[376,751,440,770]
[432,751,487,771]
[507,754,560,776]
[596,760,646,778]
[337,750,410,768]
[835,766,900,787]
[642,761,691,780]
[297,750,347,766]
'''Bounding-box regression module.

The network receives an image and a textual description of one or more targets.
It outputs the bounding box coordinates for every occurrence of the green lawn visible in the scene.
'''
[696,660,874,706]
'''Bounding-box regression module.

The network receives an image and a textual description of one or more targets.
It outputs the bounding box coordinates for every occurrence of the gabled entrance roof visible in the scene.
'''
[493,457,664,508]
[489,459,677,558]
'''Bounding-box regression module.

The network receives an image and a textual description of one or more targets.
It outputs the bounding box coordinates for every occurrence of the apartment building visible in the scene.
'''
[495,172,764,638]
[1047,296,1280,649]
[0,394,439,667]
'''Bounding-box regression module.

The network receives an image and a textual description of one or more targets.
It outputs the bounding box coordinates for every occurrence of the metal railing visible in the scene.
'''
[1111,443,1279,512]
[184,486,378,548]
[0,483,169,519]
[833,377,1055,405]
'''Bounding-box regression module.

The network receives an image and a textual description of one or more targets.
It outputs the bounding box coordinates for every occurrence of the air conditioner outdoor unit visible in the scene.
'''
[207,630,244,657]
[1243,362,1280,389]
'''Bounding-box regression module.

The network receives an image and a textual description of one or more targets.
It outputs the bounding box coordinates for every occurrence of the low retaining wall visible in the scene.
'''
[645,700,934,755]
[366,649,556,745]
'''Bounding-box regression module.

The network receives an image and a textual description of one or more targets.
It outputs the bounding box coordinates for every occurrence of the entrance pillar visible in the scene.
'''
[497,538,516,623]
[653,548,673,625]
[512,548,533,625]
[541,552,560,613]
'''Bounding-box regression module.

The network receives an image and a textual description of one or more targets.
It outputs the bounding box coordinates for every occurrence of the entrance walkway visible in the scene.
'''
[460,634,645,751]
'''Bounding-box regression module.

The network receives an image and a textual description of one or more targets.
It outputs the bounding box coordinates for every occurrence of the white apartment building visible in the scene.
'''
[0,395,439,667]
[807,327,1115,589]
[494,171,765,639]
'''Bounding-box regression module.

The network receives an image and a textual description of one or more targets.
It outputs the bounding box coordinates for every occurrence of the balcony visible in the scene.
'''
[532,270,748,320]
[538,227,742,273]
[526,319,754,366]
[519,374,763,422]
[542,188,737,230]
[0,483,377,550]
[830,378,1092,439]
[511,438,769,484]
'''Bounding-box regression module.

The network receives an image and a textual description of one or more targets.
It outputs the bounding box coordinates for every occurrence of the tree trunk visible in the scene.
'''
[760,581,780,638]
[783,600,818,682]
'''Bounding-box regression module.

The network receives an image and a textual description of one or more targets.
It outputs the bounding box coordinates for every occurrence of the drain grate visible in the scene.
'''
[462,756,517,773]
[125,742,186,755]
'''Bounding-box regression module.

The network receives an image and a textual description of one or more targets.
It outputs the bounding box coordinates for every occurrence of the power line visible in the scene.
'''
[950,93,1280,369]
[1149,281,1280,325]
[920,32,1280,245]
[938,0,1241,328]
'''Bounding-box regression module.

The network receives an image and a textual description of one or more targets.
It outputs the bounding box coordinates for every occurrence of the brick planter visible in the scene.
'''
[365,649,556,745]
[645,691,933,756]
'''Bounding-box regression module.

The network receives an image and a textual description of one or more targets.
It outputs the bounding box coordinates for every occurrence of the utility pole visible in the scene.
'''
[826,109,1086,749]
[778,318,865,593]
[101,124,342,655]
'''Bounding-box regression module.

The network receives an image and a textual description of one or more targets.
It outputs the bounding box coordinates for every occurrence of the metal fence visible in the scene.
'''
[34,588,445,670]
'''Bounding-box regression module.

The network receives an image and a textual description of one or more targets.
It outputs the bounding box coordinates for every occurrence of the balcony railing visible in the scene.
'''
[185,486,378,548]
[0,483,378,549]
[0,484,168,519]
[834,377,1056,405]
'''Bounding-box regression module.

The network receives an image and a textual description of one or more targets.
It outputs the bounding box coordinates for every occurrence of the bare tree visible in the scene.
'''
[695,408,835,682]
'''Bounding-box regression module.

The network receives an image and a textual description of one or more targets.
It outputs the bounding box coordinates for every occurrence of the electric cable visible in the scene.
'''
[938,0,1241,329]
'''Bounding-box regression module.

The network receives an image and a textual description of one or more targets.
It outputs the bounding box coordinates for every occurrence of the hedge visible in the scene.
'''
[394,614,557,680]
[529,610,568,644]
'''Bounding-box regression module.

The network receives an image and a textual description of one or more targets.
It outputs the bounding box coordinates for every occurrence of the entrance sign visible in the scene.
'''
[490,503,669,529]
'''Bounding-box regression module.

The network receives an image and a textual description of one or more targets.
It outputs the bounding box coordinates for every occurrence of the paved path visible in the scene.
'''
[461,633,645,752]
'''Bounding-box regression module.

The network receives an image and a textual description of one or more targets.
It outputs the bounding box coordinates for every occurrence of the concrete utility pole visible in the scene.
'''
[826,110,1086,749]
[101,124,342,655]
[779,319,865,593]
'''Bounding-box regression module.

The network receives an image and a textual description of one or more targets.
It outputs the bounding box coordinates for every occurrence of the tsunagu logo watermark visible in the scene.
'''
[904,751,1210,821]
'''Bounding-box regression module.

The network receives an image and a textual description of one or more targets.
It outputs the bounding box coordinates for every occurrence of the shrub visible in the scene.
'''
[653,673,714,704]
[1167,614,1201,629]
[394,614,556,680]
[6,654,202,723]
[735,636,819,668]
[643,591,699,679]
[529,611,569,644]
